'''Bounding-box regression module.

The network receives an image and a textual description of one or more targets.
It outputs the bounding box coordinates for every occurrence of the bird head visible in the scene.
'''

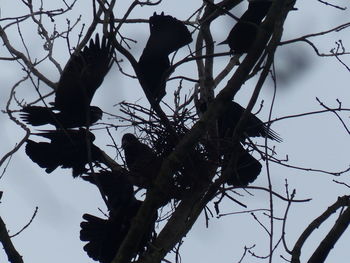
[121,133,138,149]
[90,106,103,121]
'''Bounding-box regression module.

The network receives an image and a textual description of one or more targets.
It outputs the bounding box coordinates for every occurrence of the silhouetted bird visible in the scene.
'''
[21,34,114,128]
[137,54,170,103]
[220,0,272,54]
[222,143,262,186]
[80,199,157,263]
[138,12,192,103]
[25,129,102,177]
[214,100,280,186]
[82,171,134,212]
[122,133,161,183]
[147,12,192,56]
[218,101,282,142]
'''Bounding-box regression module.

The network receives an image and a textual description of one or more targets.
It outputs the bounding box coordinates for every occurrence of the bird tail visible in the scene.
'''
[80,213,118,263]
[20,106,54,126]
[80,214,108,242]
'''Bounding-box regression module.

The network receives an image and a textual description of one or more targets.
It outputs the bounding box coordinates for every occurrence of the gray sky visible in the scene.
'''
[1,1,350,263]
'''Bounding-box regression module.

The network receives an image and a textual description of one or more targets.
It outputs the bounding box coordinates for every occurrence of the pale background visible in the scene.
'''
[1,1,350,262]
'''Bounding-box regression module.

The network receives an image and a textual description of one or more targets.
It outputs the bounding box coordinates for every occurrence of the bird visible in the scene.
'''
[121,133,161,183]
[214,100,281,186]
[220,0,272,54]
[80,199,157,263]
[20,34,114,128]
[137,12,192,103]
[82,171,135,213]
[25,128,102,177]
[217,100,282,142]
[222,143,262,186]
[137,54,170,103]
[147,12,193,56]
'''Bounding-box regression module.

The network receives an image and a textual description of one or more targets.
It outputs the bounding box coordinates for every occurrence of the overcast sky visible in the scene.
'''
[1,1,350,263]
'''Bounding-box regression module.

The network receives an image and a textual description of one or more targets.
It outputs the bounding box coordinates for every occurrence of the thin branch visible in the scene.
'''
[10,207,38,238]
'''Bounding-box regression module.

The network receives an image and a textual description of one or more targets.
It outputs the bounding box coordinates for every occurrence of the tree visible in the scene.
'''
[1,1,350,263]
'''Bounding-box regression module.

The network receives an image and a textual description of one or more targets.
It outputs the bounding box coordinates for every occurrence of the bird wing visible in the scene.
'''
[25,140,60,173]
[55,34,114,112]
[33,128,95,143]
[146,12,192,57]
[224,101,282,142]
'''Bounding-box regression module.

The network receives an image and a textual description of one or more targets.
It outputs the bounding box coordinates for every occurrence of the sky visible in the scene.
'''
[1,1,350,263]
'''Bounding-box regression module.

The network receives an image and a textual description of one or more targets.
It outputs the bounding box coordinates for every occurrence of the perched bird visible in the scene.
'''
[215,100,281,186]
[220,0,272,54]
[218,101,282,142]
[80,199,157,263]
[21,34,114,128]
[121,133,161,182]
[25,128,102,177]
[138,12,192,103]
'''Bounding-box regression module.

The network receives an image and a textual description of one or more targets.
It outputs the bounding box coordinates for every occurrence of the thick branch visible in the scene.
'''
[0,216,24,263]
[307,206,350,263]
[291,195,350,263]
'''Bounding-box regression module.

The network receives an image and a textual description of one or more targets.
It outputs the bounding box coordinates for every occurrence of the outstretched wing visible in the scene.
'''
[33,128,95,143]
[55,34,114,112]
[146,12,192,56]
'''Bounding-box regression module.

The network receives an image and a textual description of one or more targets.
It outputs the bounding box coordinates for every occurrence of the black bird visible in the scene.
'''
[82,171,134,212]
[222,143,262,186]
[220,0,272,54]
[215,100,280,186]
[147,12,193,56]
[218,101,282,142]
[21,34,114,128]
[138,12,192,103]
[25,129,101,177]
[137,54,170,103]
[80,199,157,263]
[121,133,161,182]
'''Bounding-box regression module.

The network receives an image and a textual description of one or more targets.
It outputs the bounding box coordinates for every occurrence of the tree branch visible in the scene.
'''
[0,216,24,263]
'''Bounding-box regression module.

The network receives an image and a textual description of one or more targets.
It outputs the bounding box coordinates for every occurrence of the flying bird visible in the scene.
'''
[21,34,114,128]
[220,0,272,54]
[25,128,102,177]
[137,12,192,103]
